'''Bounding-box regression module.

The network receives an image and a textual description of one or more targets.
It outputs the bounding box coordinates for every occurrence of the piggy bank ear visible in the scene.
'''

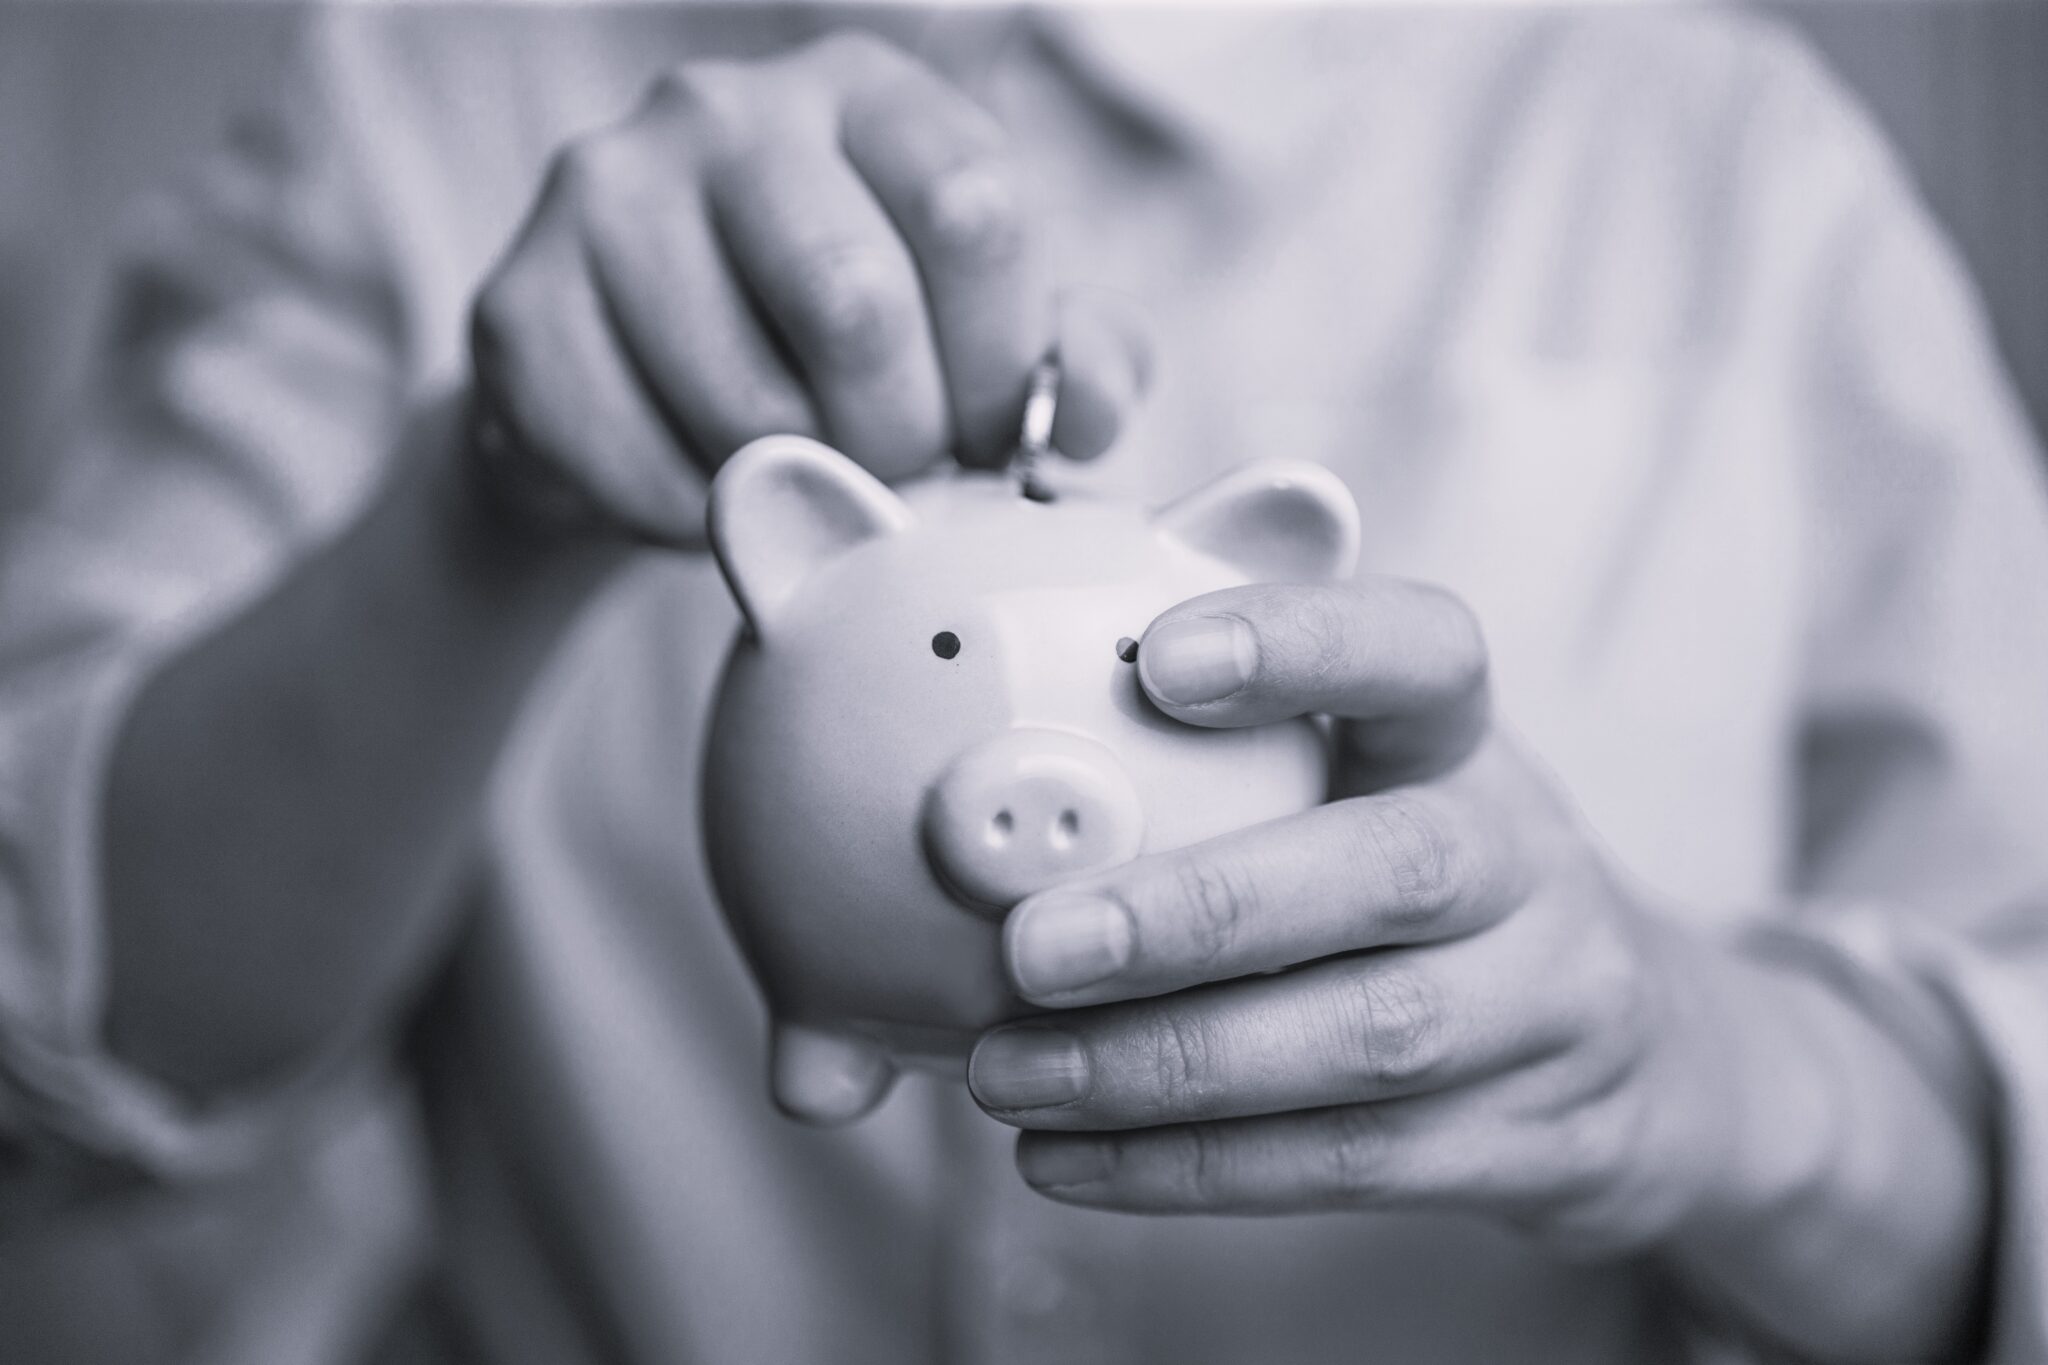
[1154,461,1361,582]
[708,435,914,639]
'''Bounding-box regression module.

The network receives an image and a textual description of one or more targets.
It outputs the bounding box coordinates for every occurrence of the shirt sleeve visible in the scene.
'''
[1760,37,2048,1363]
[0,12,423,1187]
[0,0,751,1204]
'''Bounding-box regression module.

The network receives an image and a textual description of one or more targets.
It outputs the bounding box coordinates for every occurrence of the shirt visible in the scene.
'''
[3,7,2047,1364]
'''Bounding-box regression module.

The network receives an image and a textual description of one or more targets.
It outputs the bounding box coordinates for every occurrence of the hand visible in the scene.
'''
[966,581,1819,1252]
[467,30,1147,546]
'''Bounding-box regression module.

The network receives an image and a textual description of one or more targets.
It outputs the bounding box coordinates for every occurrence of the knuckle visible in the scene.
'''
[647,61,751,141]
[1354,794,1457,928]
[915,159,1025,268]
[786,245,911,372]
[802,29,902,75]
[1336,963,1445,1092]
[547,132,641,211]
[1160,856,1257,974]
[1163,1123,1231,1204]
[1144,1010,1217,1115]
[1282,588,1356,685]
[1323,1106,1393,1203]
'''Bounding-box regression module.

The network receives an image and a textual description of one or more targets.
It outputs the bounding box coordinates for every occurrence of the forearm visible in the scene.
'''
[1665,941,1990,1361]
[102,393,631,1096]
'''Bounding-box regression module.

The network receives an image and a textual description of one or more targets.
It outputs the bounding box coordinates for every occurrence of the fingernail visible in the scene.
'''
[1019,1138,1117,1189]
[970,1027,1090,1110]
[1009,894,1132,999]
[1139,616,1256,705]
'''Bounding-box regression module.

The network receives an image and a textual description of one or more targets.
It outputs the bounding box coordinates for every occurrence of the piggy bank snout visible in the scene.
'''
[922,729,1145,916]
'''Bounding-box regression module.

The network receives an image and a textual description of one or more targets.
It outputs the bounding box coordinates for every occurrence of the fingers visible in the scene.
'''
[833,47,1148,468]
[575,129,820,467]
[1138,580,1490,784]
[710,135,948,482]
[476,30,1155,549]
[471,201,708,546]
[1010,1087,1579,1220]
[1012,1082,1668,1252]
[1051,288,1153,462]
[972,926,1567,1130]
[841,74,1046,468]
[1002,780,1527,1007]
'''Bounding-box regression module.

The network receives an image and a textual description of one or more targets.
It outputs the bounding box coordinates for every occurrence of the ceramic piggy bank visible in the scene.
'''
[701,435,1361,1124]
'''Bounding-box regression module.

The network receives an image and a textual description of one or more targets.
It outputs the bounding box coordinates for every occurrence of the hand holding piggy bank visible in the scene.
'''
[702,436,1360,1123]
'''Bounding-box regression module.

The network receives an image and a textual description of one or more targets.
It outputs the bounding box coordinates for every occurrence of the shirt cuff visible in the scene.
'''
[1743,904,2048,1364]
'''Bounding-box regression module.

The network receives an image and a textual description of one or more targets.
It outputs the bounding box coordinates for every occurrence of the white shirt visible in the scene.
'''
[2,8,2045,1363]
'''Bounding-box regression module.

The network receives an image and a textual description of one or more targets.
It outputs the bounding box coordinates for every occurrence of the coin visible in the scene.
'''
[1013,353,1061,502]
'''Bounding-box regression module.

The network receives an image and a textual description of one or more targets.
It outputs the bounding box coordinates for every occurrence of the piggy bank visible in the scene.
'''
[702,435,1360,1123]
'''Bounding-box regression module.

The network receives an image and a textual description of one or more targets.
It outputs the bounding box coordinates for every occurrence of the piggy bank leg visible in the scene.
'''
[770,1021,896,1125]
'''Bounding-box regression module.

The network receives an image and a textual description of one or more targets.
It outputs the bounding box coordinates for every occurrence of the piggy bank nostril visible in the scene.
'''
[924,730,1145,915]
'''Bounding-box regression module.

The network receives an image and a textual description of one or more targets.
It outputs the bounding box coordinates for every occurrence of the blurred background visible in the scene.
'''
[1,1,2044,504]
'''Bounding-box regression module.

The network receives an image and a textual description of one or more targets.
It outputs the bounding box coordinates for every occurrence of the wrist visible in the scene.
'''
[1659,934,1991,1360]
[1673,948,1851,1239]
[1589,917,1817,1251]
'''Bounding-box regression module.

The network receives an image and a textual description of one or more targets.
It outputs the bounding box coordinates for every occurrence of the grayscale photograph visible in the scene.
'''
[1,2,2045,1362]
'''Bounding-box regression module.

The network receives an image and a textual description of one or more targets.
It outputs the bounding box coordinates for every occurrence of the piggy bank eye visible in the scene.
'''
[931,631,962,660]
[1115,636,1139,664]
